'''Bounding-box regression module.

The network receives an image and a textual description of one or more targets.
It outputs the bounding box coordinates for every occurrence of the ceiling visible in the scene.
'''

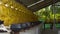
[15,0,59,11]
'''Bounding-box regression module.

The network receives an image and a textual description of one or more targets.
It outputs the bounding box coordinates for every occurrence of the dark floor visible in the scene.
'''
[41,29,58,34]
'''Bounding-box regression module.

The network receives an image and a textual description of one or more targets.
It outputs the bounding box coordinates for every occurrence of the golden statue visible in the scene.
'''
[0,0,38,26]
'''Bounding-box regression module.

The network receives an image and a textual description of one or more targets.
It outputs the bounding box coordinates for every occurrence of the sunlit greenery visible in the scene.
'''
[35,4,60,23]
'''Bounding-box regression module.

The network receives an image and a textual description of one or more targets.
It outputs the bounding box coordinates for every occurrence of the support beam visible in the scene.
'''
[16,0,58,12]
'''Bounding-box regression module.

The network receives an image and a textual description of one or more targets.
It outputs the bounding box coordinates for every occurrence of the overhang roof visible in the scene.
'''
[15,0,59,11]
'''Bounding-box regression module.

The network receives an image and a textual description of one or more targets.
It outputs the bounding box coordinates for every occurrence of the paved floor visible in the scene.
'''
[41,29,58,34]
[0,29,59,34]
[0,33,10,34]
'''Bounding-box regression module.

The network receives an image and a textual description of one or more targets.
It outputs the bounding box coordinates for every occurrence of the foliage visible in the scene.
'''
[35,5,60,22]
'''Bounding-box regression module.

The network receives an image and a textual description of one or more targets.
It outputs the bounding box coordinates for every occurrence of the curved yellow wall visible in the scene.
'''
[0,0,38,26]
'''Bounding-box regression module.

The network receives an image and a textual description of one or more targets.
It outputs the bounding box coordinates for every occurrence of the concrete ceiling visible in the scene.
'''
[15,0,59,11]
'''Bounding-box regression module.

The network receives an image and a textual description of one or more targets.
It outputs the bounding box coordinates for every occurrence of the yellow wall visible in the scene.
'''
[0,0,38,26]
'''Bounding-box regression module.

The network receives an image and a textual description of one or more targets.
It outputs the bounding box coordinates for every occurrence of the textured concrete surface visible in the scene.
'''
[19,26,41,34]
[41,29,58,34]
[0,33,10,34]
